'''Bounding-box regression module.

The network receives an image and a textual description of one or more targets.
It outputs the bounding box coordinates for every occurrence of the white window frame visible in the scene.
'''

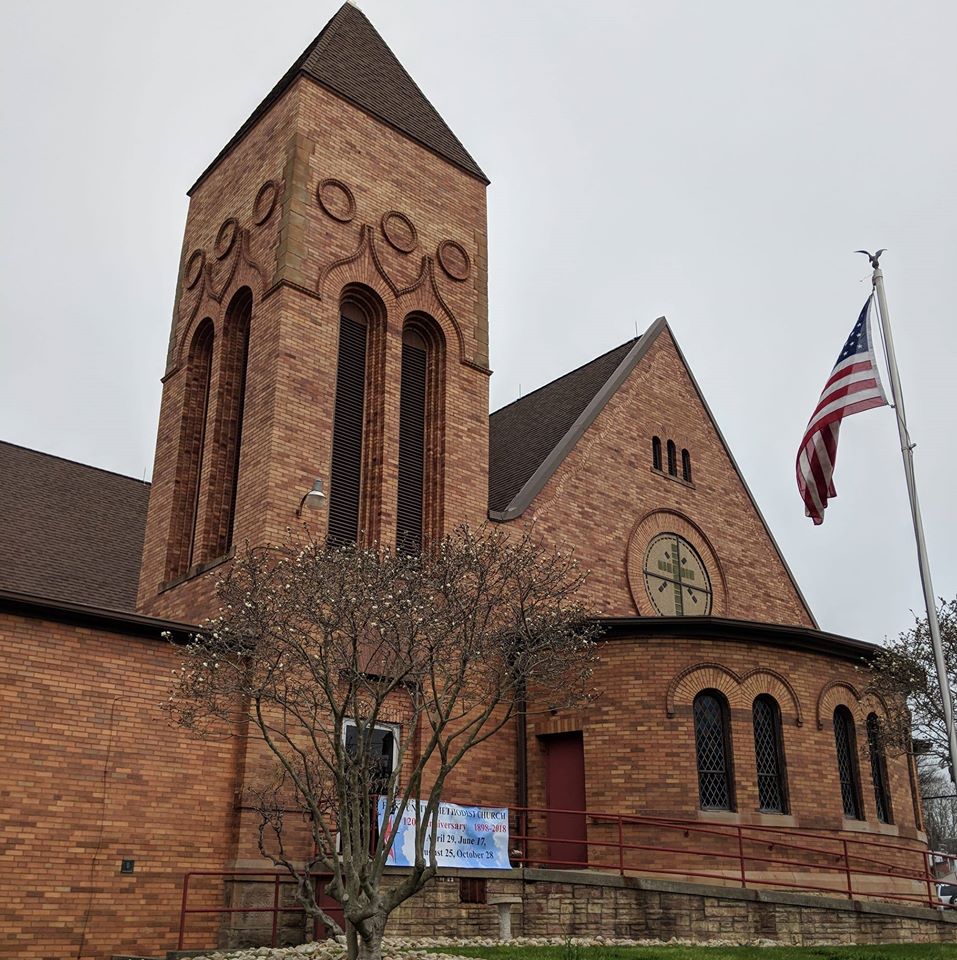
[342,718,401,776]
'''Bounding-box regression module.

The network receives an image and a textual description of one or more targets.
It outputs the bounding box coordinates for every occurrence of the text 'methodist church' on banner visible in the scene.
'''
[0,5,934,958]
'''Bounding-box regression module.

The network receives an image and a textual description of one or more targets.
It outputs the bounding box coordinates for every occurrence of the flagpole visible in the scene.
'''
[864,250,957,786]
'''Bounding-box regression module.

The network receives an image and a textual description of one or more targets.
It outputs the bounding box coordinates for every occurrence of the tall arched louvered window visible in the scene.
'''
[834,706,863,819]
[206,287,251,559]
[327,291,386,546]
[652,436,662,471]
[867,713,893,824]
[667,439,677,476]
[166,318,214,580]
[681,448,692,483]
[752,695,788,813]
[396,316,444,552]
[694,690,734,811]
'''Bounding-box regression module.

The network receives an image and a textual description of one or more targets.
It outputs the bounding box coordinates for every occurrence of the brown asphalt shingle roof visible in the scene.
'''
[488,338,639,514]
[191,3,487,194]
[0,442,149,612]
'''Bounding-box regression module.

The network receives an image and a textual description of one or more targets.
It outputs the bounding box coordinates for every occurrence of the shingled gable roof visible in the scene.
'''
[0,442,150,612]
[488,321,665,518]
[190,3,487,194]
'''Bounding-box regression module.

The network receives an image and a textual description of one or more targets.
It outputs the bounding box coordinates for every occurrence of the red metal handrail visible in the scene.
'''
[177,809,956,951]
[511,804,952,909]
[177,869,336,950]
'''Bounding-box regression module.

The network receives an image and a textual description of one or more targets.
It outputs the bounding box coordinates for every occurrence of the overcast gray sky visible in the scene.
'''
[2,0,954,644]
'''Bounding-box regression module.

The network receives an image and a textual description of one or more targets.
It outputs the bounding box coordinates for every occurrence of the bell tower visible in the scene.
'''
[137,3,491,621]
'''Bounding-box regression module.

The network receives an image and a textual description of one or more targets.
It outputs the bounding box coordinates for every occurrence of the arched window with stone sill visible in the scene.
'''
[681,448,692,483]
[834,706,864,820]
[752,695,788,814]
[867,712,893,824]
[667,439,677,476]
[694,689,734,811]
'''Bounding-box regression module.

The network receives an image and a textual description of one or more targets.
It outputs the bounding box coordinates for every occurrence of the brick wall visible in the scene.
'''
[0,612,241,960]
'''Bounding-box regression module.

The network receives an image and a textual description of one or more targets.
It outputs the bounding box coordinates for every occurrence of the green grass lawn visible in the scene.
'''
[437,945,957,960]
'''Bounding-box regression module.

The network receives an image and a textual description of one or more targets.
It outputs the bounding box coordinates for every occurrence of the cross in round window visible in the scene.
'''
[643,533,713,616]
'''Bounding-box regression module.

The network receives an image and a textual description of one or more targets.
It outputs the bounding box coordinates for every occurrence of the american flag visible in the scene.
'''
[796,296,888,525]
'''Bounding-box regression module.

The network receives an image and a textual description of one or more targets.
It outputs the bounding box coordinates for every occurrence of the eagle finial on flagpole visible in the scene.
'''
[855,248,887,269]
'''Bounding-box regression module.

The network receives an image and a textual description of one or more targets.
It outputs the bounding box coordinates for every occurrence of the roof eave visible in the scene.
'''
[0,588,197,643]
[596,615,876,661]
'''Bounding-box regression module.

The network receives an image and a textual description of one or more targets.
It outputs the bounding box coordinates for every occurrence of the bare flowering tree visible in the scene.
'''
[168,525,598,960]
[868,596,957,772]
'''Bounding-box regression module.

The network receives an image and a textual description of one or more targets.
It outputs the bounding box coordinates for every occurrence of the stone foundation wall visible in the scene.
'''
[223,868,957,949]
[519,870,957,945]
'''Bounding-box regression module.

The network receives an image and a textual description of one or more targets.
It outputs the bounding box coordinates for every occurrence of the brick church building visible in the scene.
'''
[0,5,931,958]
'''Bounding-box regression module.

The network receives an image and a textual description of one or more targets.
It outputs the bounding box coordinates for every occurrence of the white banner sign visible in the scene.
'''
[378,798,511,869]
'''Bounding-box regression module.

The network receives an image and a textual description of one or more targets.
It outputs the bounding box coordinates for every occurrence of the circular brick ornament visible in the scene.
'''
[184,249,205,289]
[625,509,726,618]
[317,178,356,223]
[437,239,470,281]
[214,218,238,259]
[381,211,418,253]
[253,180,279,225]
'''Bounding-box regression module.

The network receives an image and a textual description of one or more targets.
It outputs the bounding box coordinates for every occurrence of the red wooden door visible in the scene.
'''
[542,731,587,868]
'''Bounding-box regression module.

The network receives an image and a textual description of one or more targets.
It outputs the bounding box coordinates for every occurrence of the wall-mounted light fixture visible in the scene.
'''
[296,478,326,517]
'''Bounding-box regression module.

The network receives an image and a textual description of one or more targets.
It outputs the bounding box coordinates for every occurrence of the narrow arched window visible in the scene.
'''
[834,706,863,819]
[867,713,893,824]
[327,290,386,546]
[206,287,251,559]
[681,448,692,483]
[397,316,445,552]
[652,436,662,471]
[694,690,734,811]
[166,318,214,580]
[667,439,677,476]
[752,695,788,813]
[328,302,370,545]
[397,328,427,552]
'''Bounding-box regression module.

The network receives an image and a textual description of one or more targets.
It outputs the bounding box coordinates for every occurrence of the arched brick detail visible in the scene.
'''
[861,687,891,721]
[173,238,266,373]
[395,256,466,366]
[317,224,400,307]
[626,508,728,617]
[816,679,862,729]
[667,662,743,717]
[739,668,803,727]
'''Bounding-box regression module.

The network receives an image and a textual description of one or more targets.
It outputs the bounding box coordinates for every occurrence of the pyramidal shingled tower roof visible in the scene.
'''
[191,3,488,193]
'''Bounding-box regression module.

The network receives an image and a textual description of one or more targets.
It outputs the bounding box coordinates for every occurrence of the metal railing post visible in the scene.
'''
[271,873,280,947]
[618,816,625,875]
[924,849,935,908]
[842,839,853,900]
[178,873,191,950]
[737,826,746,888]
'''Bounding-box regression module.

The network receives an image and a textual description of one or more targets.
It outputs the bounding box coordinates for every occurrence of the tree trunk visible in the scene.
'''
[355,912,387,960]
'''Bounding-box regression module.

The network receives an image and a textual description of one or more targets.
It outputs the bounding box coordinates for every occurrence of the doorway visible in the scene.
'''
[541,731,587,868]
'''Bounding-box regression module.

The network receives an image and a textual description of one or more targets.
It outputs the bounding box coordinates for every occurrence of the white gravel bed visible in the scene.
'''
[185,933,786,960]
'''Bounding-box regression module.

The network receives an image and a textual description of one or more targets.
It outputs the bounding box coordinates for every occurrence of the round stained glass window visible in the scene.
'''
[642,533,713,616]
